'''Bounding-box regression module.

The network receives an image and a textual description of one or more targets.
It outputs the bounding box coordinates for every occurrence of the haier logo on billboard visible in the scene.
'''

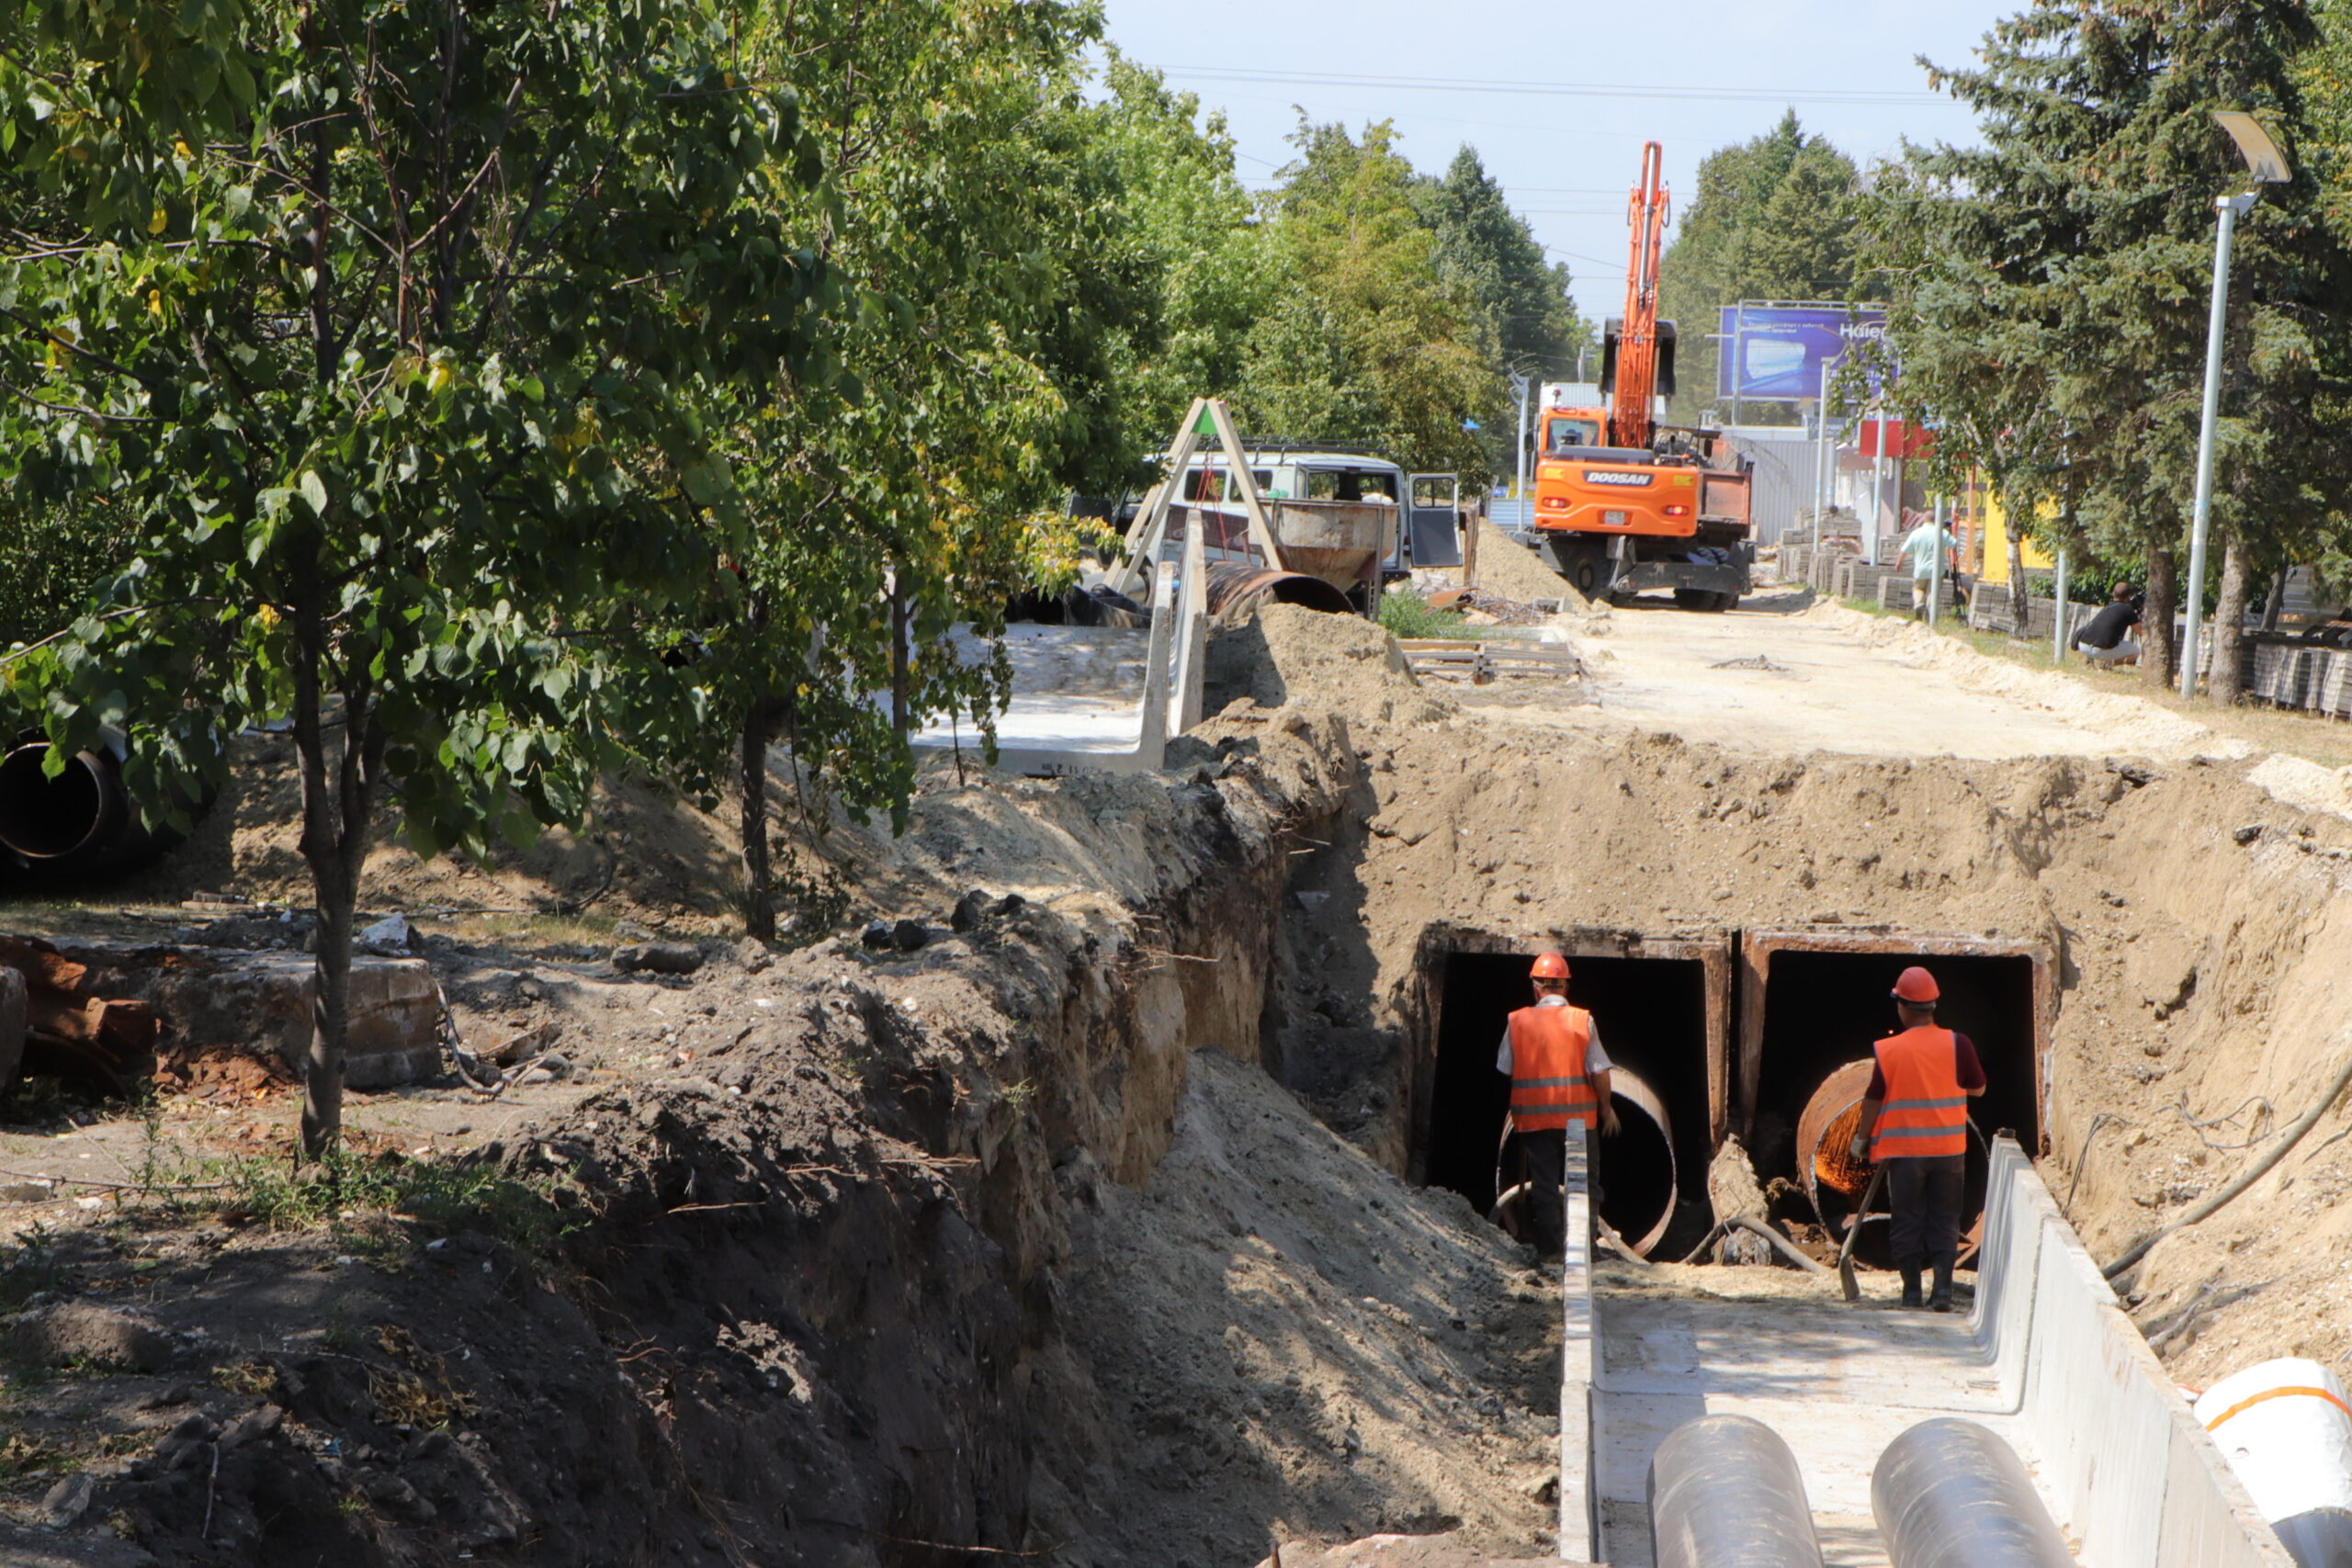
[1582,469,1653,488]
[1716,302,1891,400]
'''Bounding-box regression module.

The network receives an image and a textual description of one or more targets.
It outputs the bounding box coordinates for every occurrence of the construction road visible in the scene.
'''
[1520,588,2245,763]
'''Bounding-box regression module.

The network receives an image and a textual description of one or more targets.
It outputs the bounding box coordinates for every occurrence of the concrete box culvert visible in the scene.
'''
[1408,925,2050,1266]
[1739,929,2050,1256]
[1408,928,1729,1258]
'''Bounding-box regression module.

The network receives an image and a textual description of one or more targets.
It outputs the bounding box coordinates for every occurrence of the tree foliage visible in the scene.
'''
[1414,146,1590,382]
[1658,111,1861,423]
[693,0,1140,936]
[1238,119,1503,479]
[1864,0,2352,696]
[0,0,833,1148]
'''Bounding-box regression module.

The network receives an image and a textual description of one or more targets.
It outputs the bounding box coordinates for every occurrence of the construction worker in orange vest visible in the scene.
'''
[1849,965,1985,1311]
[1498,951,1620,1259]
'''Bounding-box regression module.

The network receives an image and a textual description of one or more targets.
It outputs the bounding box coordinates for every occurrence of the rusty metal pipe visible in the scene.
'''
[1797,1059,1988,1258]
[1606,1064,1679,1258]
[1204,561,1356,622]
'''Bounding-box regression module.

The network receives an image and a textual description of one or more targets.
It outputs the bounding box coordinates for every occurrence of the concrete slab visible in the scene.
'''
[1566,1142,2293,1568]
[1591,1292,2046,1568]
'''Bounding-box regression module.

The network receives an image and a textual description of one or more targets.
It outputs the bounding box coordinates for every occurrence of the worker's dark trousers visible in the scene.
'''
[1885,1154,1965,1269]
[1522,1128,1568,1258]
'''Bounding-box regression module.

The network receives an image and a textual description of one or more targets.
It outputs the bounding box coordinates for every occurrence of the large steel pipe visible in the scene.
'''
[0,741,183,874]
[1605,1065,1679,1258]
[1204,561,1356,622]
[1647,1413,1825,1568]
[1871,1418,2074,1568]
[1797,1059,1988,1258]
[1487,1063,1679,1258]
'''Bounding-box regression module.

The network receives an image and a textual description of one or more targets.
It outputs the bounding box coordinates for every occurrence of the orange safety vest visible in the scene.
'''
[1508,1005,1598,1132]
[1871,1025,1970,1159]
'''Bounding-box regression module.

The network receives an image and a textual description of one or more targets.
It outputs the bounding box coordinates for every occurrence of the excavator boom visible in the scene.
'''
[1527,140,1752,610]
[1608,141,1669,451]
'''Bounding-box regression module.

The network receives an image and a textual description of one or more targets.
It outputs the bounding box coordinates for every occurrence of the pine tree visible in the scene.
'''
[1870,0,2352,699]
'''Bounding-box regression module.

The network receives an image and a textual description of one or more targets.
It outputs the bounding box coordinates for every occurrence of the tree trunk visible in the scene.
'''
[2141,542,2179,693]
[889,574,910,739]
[2211,536,2249,705]
[739,695,779,942]
[2007,532,2029,636]
[302,874,355,1157]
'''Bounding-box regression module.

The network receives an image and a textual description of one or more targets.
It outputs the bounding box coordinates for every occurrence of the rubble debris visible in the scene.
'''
[357,912,416,953]
[38,1472,96,1530]
[0,934,158,1093]
[1705,1136,1776,1267]
[860,919,930,953]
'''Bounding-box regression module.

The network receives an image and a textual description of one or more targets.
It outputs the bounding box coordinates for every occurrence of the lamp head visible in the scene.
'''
[2214,111,2291,185]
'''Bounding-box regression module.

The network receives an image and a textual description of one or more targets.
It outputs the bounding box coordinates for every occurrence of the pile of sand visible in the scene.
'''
[1464,517,1587,609]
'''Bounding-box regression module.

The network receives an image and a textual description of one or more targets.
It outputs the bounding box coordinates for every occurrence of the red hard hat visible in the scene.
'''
[1530,951,1571,981]
[1892,965,1940,1003]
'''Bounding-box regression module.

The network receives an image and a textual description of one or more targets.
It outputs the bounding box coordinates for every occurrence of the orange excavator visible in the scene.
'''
[1530,141,1753,610]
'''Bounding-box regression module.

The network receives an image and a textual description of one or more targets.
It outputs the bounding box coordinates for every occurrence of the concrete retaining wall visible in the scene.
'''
[1973,1139,2291,1567]
[1558,1125,1597,1562]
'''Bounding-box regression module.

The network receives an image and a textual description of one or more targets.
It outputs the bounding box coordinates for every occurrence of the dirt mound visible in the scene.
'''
[1204,605,1450,732]
[1466,518,1586,609]
[1039,1049,1562,1563]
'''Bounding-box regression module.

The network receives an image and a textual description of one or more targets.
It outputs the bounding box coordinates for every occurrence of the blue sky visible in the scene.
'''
[1097,0,2019,327]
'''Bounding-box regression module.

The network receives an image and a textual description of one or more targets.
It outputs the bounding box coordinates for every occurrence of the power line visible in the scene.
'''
[1142,62,1957,108]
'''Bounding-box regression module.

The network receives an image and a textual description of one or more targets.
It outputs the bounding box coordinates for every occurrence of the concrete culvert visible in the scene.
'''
[1422,945,1713,1257]
[1744,940,2045,1260]
[0,740,198,874]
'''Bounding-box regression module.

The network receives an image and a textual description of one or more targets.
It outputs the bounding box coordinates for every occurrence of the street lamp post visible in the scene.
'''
[2178,111,2291,699]
[1511,370,1532,511]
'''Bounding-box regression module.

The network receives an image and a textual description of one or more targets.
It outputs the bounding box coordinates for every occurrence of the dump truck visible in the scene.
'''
[1531,141,1754,611]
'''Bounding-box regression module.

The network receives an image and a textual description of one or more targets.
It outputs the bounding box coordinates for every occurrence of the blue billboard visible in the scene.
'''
[1715,303,1889,400]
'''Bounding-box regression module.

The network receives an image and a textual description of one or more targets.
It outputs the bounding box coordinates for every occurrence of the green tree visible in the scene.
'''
[1414,146,1589,385]
[1239,119,1502,480]
[1089,52,1280,474]
[0,502,132,652]
[695,0,1144,939]
[1658,111,1861,423]
[0,0,832,1150]
[1868,0,2352,699]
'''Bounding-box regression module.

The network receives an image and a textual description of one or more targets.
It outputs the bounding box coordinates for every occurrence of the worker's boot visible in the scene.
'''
[1929,1258,1954,1314]
[1898,1266,1924,1310]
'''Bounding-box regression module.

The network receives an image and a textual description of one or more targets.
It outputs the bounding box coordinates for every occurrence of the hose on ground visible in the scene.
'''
[2103,1039,2352,1280]
[1729,1214,1830,1276]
